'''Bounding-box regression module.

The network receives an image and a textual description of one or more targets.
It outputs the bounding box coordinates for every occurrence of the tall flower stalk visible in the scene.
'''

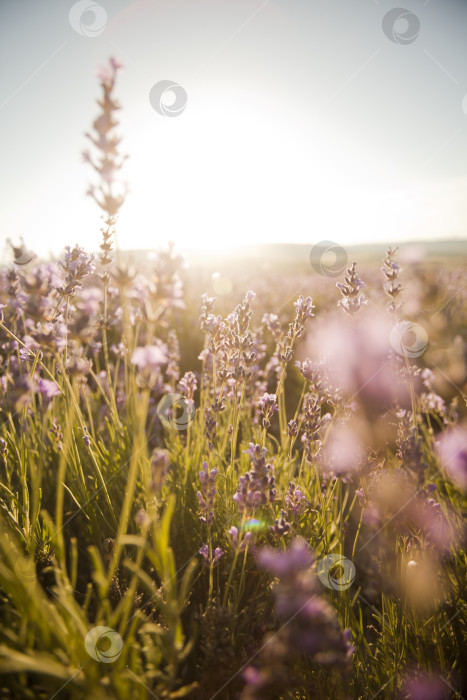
[83,57,127,426]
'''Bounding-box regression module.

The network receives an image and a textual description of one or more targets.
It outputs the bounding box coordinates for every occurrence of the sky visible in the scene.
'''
[1,0,467,258]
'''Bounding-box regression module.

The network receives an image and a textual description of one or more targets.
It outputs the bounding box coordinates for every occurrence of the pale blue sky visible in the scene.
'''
[1,0,467,257]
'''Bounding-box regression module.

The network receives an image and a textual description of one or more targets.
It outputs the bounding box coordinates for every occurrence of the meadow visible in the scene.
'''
[0,60,466,700]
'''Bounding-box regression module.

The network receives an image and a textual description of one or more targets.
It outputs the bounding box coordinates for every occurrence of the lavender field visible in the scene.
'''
[0,59,466,700]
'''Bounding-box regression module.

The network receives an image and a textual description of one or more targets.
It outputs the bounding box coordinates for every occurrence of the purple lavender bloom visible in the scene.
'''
[131,344,167,369]
[197,461,218,524]
[228,526,252,551]
[256,538,313,578]
[83,427,91,447]
[135,509,151,529]
[285,482,307,516]
[244,537,354,698]
[271,510,290,537]
[59,245,96,297]
[258,392,278,414]
[234,444,276,514]
[213,547,223,565]
[293,295,315,321]
[336,262,367,315]
[24,321,67,354]
[258,392,278,429]
[355,488,365,504]
[321,421,363,475]
[436,428,467,490]
[150,448,170,492]
[178,371,197,399]
[38,379,61,402]
[199,544,223,566]
[400,672,447,700]
[19,348,32,363]
[76,286,102,315]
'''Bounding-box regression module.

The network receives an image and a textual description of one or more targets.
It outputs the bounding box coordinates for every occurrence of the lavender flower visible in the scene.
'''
[38,379,61,404]
[131,345,167,369]
[400,671,447,700]
[436,427,467,490]
[84,58,127,218]
[336,262,367,315]
[24,321,67,354]
[397,411,427,484]
[165,329,180,381]
[197,462,218,524]
[199,545,223,566]
[293,295,315,324]
[0,438,8,458]
[58,245,96,298]
[301,394,330,463]
[233,444,276,514]
[241,539,354,699]
[261,313,281,338]
[257,392,278,429]
[203,407,218,450]
[135,508,151,529]
[83,426,91,447]
[270,509,290,537]
[285,482,307,516]
[295,358,332,399]
[321,421,362,475]
[278,296,315,365]
[381,246,403,314]
[150,448,170,492]
[177,371,197,400]
[256,538,313,578]
[228,526,252,551]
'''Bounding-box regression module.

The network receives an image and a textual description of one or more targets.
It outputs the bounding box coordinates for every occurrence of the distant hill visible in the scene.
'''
[2,239,465,270]
[123,239,467,270]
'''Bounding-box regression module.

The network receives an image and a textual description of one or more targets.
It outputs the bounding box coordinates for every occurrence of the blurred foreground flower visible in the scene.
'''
[436,427,467,490]
[131,345,167,370]
[307,312,411,423]
[399,670,448,700]
[241,538,354,699]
